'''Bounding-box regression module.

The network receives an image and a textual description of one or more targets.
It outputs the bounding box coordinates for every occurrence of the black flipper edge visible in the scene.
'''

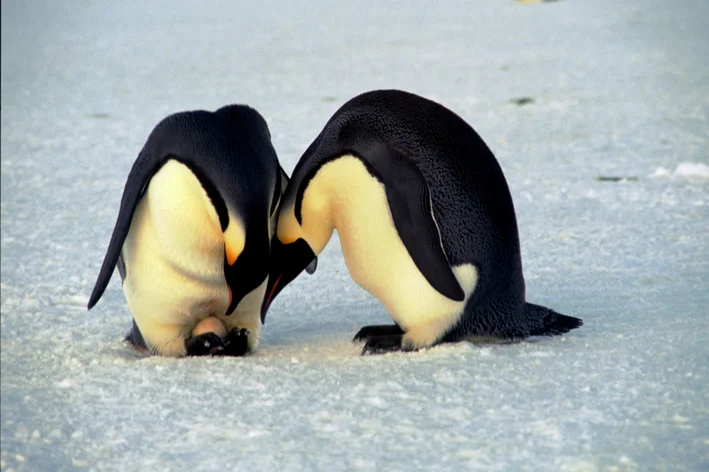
[87,146,165,309]
[355,143,465,302]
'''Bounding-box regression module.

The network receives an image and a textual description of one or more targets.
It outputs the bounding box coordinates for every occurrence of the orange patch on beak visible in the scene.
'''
[264,275,282,311]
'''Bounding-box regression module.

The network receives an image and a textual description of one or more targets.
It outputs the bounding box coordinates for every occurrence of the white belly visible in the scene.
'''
[314,157,478,337]
[121,160,230,356]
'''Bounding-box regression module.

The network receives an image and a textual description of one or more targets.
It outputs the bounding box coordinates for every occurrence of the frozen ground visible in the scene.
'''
[2,0,708,470]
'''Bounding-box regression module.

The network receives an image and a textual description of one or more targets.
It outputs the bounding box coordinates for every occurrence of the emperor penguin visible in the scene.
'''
[261,90,582,355]
[87,105,289,357]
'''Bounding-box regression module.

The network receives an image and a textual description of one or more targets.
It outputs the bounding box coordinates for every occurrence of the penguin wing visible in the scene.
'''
[270,164,289,217]
[87,144,166,309]
[358,143,465,302]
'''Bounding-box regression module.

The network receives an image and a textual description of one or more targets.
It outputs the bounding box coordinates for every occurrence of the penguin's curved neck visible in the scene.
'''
[297,155,385,254]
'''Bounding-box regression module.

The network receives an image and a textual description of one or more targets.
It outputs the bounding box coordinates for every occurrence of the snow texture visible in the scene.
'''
[2,0,708,470]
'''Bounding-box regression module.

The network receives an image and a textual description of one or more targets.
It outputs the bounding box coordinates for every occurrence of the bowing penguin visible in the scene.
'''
[262,90,582,354]
[88,105,288,357]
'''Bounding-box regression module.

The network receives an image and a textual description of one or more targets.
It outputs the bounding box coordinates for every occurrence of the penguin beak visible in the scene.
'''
[261,237,317,322]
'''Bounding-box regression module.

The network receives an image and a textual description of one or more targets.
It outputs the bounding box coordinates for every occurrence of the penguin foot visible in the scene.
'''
[218,328,250,357]
[185,332,226,356]
[352,324,404,342]
[361,334,407,355]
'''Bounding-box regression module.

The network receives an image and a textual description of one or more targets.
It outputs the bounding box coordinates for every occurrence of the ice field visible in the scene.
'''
[1,0,708,470]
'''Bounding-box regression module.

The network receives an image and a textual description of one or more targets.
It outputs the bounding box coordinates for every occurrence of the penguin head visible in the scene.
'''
[204,104,285,316]
[261,237,316,320]
[221,211,269,316]
[261,182,329,321]
[191,170,268,316]
[87,104,285,322]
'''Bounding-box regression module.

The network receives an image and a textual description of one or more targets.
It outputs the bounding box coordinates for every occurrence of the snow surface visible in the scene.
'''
[2,0,708,470]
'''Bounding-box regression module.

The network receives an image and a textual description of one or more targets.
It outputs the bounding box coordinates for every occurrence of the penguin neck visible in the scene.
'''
[299,155,379,254]
[295,172,334,255]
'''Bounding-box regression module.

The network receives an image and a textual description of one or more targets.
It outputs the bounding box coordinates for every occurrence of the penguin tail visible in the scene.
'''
[526,303,583,336]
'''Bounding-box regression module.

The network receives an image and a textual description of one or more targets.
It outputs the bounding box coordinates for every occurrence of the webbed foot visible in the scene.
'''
[352,324,404,342]
[218,328,250,357]
[185,332,225,356]
[361,334,409,355]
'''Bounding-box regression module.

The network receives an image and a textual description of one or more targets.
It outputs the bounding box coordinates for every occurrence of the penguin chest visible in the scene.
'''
[319,157,473,331]
[121,161,230,348]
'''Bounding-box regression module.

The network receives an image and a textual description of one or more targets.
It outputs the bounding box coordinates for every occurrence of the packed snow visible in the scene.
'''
[2,0,708,470]
[651,162,709,181]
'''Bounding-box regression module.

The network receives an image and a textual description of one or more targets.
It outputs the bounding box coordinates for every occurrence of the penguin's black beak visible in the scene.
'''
[261,237,317,322]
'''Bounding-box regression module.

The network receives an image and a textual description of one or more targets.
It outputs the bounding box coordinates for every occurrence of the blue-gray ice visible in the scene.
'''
[2,0,708,470]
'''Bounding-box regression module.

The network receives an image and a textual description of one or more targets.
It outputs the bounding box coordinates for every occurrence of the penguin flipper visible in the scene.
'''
[526,303,583,336]
[357,144,465,302]
[87,145,166,309]
[278,164,290,196]
[270,164,290,217]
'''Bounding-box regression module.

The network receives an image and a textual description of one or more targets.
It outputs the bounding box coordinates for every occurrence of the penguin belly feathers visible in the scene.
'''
[263,90,582,354]
[88,105,288,357]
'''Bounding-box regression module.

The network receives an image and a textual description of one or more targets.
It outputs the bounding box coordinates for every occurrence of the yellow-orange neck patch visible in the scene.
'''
[224,211,246,265]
